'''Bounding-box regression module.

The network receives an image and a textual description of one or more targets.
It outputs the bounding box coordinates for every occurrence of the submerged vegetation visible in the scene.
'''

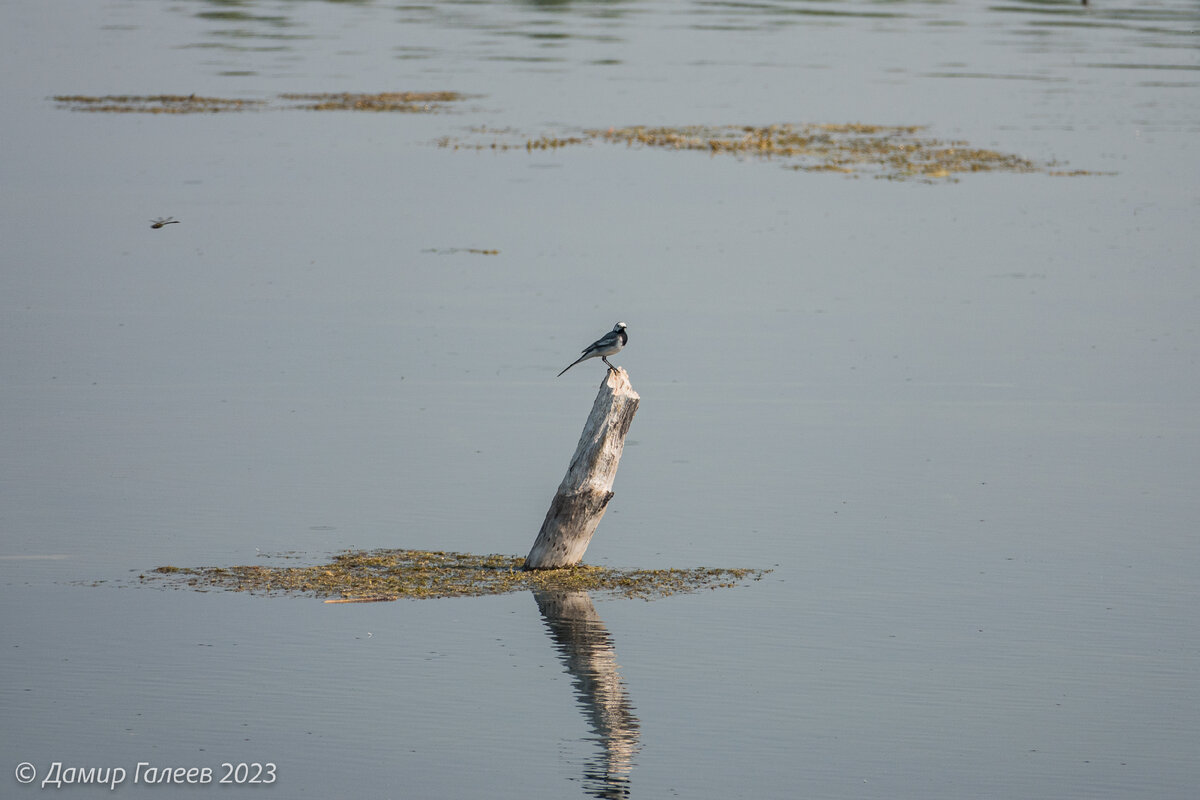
[594,123,1041,180]
[141,549,769,601]
[277,91,464,112]
[53,94,266,113]
[53,93,1097,179]
[53,91,465,114]
[440,122,1083,181]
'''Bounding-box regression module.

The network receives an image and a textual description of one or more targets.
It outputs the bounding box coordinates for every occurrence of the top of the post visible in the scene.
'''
[604,367,639,400]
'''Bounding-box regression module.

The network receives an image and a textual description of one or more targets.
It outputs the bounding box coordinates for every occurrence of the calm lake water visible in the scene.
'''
[3,0,1199,797]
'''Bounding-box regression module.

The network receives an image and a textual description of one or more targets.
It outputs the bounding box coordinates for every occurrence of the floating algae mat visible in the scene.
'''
[51,95,1093,179]
[594,123,1041,180]
[142,549,769,602]
[277,91,464,112]
[52,95,266,113]
[442,123,1096,181]
[53,91,465,114]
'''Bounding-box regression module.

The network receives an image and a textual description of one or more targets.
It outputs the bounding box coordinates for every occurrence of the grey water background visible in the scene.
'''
[2,0,1199,797]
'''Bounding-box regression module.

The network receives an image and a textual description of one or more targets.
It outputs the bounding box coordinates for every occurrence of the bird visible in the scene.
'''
[557,322,628,377]
[150,217,180,229]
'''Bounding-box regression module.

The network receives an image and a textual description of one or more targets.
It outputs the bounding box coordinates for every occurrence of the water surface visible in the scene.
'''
[2,1,1199,797]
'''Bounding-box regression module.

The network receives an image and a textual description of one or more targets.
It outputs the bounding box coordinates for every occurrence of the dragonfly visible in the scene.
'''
[150,216,180,229]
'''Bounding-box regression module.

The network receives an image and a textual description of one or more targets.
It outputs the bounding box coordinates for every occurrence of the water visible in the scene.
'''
[3,0,1199,797]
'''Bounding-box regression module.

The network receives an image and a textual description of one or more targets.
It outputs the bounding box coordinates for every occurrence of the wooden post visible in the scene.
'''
[524,368,639,570]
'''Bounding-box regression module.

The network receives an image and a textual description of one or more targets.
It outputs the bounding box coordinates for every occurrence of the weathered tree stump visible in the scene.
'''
[524,368,639,570]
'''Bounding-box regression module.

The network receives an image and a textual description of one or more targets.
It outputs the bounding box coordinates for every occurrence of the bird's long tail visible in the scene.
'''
[556,354,588,377]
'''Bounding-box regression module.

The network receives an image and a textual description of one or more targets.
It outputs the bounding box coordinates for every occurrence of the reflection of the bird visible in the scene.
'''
[534,589,640,799]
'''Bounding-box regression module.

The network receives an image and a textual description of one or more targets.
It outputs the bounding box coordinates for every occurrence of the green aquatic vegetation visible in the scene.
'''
[52,94,266,113]
[439,122,1100,181]
[50,94,1094,179]
[421,247,501,255]
[588,123,1042,181]
[142,549,769,601]
[53,91,465,114]
[277,91,464,111]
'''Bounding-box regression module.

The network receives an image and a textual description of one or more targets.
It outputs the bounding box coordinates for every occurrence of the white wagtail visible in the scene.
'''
[557,322,628,377]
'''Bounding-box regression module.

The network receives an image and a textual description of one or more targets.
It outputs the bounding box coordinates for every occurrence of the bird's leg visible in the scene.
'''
[602,357,616,371]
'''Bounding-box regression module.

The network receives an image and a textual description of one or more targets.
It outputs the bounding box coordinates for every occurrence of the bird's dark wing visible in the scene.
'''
[584,331,619,353]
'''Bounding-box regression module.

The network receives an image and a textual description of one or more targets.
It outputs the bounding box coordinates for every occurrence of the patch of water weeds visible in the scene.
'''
[52,94,267,114]
[140,549,769,602]
[53,91,466,114]
[440,123,1105,181]
[277,91,464,112]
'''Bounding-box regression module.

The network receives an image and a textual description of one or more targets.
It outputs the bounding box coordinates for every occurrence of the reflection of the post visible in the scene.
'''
[533,590,640,799]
